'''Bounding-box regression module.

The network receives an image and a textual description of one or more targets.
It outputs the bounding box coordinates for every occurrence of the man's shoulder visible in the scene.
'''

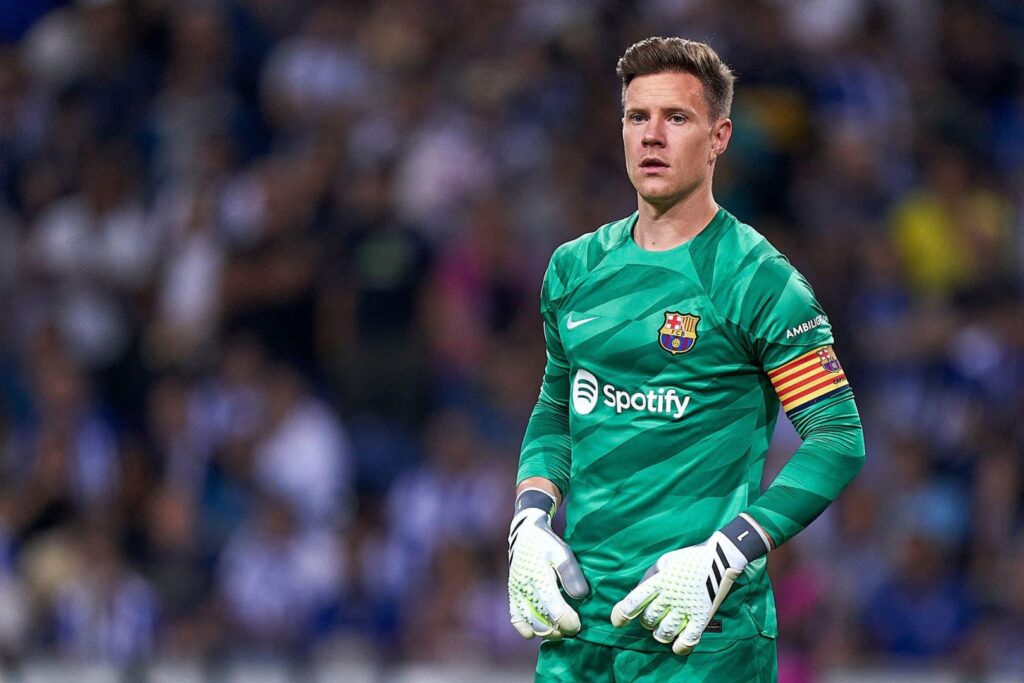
[548,213,635,273]
[709,213,827,337]
[715,211,787,270]
[693,211,792,294]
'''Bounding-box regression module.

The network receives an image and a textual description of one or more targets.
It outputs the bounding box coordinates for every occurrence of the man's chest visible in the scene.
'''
[555,265,752,385]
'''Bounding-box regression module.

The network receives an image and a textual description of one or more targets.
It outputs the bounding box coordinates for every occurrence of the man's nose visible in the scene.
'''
[642,120,664,146]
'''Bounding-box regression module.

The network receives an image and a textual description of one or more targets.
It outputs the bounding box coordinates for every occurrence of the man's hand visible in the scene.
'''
[610,514,771,655]
[508,489,589,640]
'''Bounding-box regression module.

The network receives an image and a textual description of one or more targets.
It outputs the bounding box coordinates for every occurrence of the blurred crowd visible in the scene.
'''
[0,0,1022,678]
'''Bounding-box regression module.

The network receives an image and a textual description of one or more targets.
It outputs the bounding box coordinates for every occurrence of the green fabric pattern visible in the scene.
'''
[518,208,863,652]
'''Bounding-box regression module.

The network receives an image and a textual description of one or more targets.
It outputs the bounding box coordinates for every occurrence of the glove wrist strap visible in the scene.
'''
[719,514,771,563]
[515,488,557,519]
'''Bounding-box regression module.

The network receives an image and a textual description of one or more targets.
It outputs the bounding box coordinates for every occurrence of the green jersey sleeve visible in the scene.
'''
[734,255,864,544]
[747,397,865,545]
[737,255,850,414]
[517,248,573,497]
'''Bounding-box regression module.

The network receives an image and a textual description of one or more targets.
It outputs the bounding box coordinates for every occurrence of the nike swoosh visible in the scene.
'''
[566,314,598,330]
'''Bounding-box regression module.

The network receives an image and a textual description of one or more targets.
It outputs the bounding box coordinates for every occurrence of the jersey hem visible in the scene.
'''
[574,627,768,654]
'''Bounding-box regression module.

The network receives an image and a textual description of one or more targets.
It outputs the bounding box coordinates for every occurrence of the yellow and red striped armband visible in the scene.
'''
[768,345,850,415]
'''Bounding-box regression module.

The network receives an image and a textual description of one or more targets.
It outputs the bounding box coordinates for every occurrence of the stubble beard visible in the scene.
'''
[636,174,703,213]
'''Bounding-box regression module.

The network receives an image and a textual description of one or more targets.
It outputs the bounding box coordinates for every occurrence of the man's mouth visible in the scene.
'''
[640,158,668,168]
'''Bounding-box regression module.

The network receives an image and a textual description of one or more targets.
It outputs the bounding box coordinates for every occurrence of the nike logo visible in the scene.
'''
[566,314,598,330]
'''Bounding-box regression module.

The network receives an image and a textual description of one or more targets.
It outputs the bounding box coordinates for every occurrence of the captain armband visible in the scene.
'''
[767,345,851,417]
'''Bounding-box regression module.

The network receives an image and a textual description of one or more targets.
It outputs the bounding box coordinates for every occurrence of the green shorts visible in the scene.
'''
[535,635,778,682]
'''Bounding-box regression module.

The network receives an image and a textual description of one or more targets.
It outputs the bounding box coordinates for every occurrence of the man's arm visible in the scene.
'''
[745,393,865,545]
[508,251,588,641]
[738,259,865,544]
[517,395,572,497]
[516,253,573,498]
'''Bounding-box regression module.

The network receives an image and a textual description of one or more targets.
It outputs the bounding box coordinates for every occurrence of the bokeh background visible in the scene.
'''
[0,0,1022,681]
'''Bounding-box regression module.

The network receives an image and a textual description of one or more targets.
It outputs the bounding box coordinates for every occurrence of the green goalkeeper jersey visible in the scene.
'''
[518,207,857,652]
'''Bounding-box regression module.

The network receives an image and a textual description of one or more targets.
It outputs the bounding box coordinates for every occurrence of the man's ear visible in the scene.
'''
[710,118,733,159]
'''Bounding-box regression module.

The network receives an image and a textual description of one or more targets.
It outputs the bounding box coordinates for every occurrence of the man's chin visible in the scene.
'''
[634,178,700,209]
[637,188,685,208]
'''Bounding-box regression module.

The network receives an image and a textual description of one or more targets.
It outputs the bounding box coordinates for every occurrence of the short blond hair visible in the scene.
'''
[616,37,736,121]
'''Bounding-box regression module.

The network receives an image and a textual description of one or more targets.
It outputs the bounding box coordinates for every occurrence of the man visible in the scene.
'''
[507,37,865,681]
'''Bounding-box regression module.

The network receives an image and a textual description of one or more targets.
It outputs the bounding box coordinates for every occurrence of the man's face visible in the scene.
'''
[622,71,731,209]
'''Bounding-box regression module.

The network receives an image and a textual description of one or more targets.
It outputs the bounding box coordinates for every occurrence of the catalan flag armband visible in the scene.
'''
[768,345,850,416]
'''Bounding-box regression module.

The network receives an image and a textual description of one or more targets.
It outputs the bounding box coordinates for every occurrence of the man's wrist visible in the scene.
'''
[719,514,772,564]
[739,512,775,550]
[515,488,558,519]
[516,477,562,505]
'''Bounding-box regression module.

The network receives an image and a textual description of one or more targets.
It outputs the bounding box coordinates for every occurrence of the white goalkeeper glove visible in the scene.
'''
[610,514,771,655]
[507,489,589,640]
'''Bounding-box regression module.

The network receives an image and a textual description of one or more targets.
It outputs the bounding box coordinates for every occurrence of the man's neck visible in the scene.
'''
[633,191,719,252]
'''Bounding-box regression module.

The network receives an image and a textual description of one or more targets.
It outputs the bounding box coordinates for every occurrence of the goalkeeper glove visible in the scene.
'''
[507,488,589,640]
[610,514,771,655]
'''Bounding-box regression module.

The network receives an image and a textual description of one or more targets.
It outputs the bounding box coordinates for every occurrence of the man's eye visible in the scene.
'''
[669,114,686,123]
[630,114,646,123]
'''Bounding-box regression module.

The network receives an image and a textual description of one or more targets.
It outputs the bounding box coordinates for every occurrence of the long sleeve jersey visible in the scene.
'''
[518,207,865,652]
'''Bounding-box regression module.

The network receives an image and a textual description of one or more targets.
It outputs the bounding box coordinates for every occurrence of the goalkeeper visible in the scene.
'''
[508,37,865,682]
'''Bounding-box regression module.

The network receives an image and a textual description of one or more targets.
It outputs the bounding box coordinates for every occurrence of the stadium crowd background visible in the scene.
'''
[0,0,1022,680]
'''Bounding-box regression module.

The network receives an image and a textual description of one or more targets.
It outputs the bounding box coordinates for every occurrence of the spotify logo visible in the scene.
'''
[570,368,691,420]
[572,369,599,415]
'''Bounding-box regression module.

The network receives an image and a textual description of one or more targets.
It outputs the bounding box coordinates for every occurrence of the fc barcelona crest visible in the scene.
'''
[817,346,842,373]
[659,312,700,355]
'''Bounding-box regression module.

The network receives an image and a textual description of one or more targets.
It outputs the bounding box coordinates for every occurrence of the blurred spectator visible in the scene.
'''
[320,161,433,423]
[217,496,344,653]
[400,541,508,663]
[76,0,156,140]
[252,364,352,528]
[381,410,505,603]
[196,335,267,452]
[0,502,30,664]
[52,517,157,663]
[146,374,212,500]
[260,2,368,132]
[889,146,1013,301]
[769,543,821,683]
[143,486,211,656]
[862,534,973,660]
[13,342,118,512]
[220,151,330,372]
[23,143,155,370]
[150,195,227,364]
[425,196,532,380]
[392,106,496,235]
[145,3,251,185]
[983,542,1024,674]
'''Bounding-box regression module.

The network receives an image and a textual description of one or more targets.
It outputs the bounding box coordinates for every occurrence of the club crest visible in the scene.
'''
[659,312,699,355]
[817,346,842,373]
